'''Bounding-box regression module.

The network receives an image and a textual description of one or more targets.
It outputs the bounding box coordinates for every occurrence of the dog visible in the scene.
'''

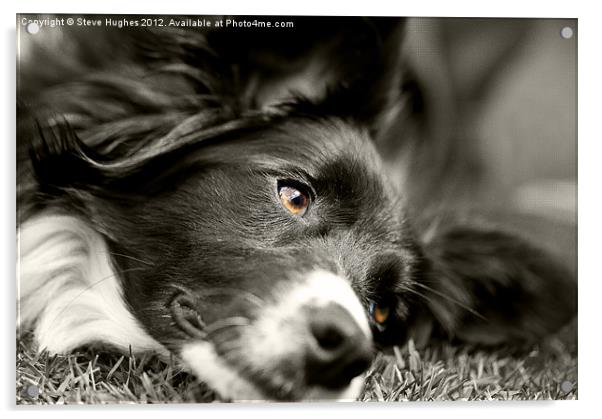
[17,16,577,401]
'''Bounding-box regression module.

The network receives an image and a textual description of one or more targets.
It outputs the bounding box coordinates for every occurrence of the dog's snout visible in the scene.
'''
[305,303,373,389]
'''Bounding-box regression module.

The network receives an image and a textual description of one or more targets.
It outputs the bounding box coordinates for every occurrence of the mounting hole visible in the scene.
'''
[560,380,574,394]
[26,385,40,398]
[26,22,40,35]
[560,26,574,39]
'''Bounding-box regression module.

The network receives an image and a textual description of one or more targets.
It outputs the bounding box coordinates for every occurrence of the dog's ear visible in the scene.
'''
[17,110,112,223]
[22,113,103,193]
[407,223,577,346]
[209,17,406,134]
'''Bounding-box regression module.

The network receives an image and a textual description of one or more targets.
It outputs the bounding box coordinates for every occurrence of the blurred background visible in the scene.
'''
[379,18,577,272]
[404,18,576,214]
[410,18,576,215]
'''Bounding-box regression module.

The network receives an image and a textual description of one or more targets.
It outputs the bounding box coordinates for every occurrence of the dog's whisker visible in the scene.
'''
[213,339,244,354]
[167,284,264,307]
[204,316,251,336]
[395,286,467,329]
[167,283,193,295]
[108,251,155,266]
[406,282,487,321]
[196,288,265,307]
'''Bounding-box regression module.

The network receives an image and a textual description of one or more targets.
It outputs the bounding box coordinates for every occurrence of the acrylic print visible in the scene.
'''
[16,15,577,403]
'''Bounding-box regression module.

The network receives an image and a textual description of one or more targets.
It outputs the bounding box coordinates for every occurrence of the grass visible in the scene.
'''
[16,325,577,404]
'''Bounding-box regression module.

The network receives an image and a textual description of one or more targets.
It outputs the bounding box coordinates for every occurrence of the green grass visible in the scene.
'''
[16,327,577,404]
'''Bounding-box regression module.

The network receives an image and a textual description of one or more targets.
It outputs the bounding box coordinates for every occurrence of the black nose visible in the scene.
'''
[305,303,373,390]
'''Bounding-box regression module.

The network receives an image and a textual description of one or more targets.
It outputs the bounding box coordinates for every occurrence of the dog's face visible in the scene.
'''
[19,19,421,401]
[86,116,420,401]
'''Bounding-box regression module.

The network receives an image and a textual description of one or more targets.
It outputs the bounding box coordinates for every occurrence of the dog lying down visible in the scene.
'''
[17,17,576,401]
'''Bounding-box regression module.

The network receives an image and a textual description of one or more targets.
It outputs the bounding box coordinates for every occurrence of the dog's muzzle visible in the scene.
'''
[177,270,374,401]
[304,302,373,389]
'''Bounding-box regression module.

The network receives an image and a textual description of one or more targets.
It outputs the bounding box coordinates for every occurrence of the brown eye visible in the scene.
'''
[278,184,310,216]
[369,301,390,330]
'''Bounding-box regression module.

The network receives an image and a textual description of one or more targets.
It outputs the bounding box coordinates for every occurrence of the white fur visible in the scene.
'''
[17,214,166,355]
[180,341,265,402]
[282,269,371,338]
[181,270,370,401]
[244,270,371,365]
[181,341,366,402]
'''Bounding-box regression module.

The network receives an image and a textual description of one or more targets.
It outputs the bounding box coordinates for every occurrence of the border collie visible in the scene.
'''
[17,16,577,402]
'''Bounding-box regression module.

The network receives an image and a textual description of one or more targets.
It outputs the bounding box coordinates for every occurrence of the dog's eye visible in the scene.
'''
[278,184,310,216]
[369,300,391,331]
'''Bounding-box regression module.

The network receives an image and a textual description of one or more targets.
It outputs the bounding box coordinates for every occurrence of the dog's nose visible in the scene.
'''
[304,303,373,389]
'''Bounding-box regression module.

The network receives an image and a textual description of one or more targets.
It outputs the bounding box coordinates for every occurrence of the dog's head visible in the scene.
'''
[27,103,423,400]
[17,17,414,401]
[20,18,418,400]
[128,117,424,401]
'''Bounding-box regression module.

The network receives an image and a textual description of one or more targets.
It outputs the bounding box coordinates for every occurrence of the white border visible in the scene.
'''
[4,1,601,419]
